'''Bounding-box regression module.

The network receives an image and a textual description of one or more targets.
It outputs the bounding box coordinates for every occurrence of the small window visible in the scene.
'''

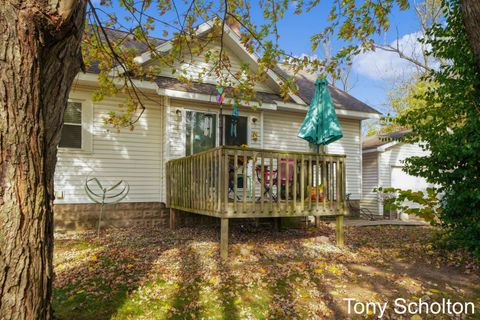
[224,115,248,146]
[59,102,82,149]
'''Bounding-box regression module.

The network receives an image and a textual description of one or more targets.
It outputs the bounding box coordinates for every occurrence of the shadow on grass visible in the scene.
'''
[53,221,475,319]
[53,228,175,320]
[218,262,240,320]
[168,242,204,319]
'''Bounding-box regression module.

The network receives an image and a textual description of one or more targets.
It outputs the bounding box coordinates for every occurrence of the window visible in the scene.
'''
[186,111,217,156]
[59,102,82,149]
[223,115,248,146]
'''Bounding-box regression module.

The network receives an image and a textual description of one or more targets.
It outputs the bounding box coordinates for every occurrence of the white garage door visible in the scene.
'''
[390,166,429,191]
[390,166,431,218]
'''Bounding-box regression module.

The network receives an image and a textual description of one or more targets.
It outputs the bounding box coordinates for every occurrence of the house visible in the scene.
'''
[53,20,381,254]
[361,130,431,219]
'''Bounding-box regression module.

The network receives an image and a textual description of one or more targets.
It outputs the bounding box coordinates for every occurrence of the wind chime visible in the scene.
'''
[217,86,225,145]
[231,102,239,139]
[217,86,240,145]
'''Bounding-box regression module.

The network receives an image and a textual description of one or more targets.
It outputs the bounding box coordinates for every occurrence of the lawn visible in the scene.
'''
[53,222,479,319]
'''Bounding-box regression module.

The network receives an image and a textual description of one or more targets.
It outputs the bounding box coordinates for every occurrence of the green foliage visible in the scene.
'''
[380,78,436,134]
[393,0,480,258]
[375,187,442,224]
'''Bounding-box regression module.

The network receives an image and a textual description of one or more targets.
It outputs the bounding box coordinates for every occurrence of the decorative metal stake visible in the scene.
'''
[84,177,130,237]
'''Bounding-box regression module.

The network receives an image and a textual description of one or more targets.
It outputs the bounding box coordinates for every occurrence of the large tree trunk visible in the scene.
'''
[460,0,480,70]
[0,1,87,319]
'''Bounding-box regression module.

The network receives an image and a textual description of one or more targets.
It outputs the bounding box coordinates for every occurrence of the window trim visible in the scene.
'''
[58,99,93,153]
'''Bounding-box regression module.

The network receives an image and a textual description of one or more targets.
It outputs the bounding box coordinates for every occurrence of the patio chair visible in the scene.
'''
[228,164,242,200]
[255,165,278,200]
[346,193,381,221]
[279,159,295,199]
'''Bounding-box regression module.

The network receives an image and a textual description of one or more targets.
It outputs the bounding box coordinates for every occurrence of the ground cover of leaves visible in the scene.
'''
[53,223,479,319]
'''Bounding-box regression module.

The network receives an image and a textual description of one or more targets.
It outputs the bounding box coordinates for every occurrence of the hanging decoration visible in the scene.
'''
[203,115,212,137]
[217,86,225,145]
[230,102,239,138]
[216,86,225,104]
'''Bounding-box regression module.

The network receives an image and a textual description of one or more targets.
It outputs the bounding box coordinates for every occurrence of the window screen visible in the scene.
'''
[59,102,82,149]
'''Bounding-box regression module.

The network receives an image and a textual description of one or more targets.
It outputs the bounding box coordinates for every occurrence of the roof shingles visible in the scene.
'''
[85,28,381,115]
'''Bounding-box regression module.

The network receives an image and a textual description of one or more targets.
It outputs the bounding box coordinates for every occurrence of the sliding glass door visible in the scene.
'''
[186,111,217,156]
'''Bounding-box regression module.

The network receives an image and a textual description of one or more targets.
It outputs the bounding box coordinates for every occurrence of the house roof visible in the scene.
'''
[155,76,288,104]
[274,67,381,114]
[362,129,412,151]
[84,26,381,116]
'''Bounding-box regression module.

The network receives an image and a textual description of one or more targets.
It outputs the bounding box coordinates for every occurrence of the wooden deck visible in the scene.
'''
[166,146,347,258]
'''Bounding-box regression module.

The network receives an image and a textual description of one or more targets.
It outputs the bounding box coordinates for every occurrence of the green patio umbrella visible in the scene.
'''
[298,79,343,153]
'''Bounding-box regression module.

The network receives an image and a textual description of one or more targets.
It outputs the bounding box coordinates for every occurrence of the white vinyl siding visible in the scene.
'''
[361,142,430,216]
[262,111,363,199]
[54,88,164,204]
[154,41,275,94]
[361,152,380,215]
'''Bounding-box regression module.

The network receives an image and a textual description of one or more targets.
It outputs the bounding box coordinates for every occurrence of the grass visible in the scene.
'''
[53,223,479,319]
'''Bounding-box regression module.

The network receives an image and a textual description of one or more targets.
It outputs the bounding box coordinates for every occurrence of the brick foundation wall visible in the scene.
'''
[54,202,170,231]
[55,202,352,232]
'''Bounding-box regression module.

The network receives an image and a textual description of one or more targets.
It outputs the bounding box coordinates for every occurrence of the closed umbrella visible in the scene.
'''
[298,79,343,153]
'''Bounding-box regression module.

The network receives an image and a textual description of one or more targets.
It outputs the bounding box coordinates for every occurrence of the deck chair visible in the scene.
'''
[255,165,278,200]
[346,193,381,221]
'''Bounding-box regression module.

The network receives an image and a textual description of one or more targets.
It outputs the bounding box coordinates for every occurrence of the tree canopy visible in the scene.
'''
[394,0,480,258]
[83,0,411,127]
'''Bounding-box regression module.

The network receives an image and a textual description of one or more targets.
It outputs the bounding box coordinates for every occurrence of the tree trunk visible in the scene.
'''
[0,1,87,319]
[460,0,480,70]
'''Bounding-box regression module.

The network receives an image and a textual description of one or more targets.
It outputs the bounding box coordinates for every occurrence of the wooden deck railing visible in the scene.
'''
[166,146,347,218]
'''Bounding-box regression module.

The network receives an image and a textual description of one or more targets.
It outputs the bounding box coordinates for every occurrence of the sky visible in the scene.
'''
[269,2,424,114]
[94,0,425,115]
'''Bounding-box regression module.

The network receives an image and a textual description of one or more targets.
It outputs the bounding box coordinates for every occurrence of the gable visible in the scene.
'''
[147,40,277,94]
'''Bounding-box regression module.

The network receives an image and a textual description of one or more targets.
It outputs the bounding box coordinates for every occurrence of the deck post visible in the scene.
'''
[336,214,345,246]
[274,217,281,231]
[169,208,178,230]
[220,218,229,260]
[315,216,321,228]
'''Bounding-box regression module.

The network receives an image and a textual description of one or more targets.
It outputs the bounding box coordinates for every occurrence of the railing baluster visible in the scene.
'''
[224,150,229,215]
[336,159,341,215]
[217,149,221,214]
[293,155,297,214]
[308,156,312,212]
[203,154,206,211]
[329,158,334,213]
[300,155,305,214]
[208,152,213,211]
[251,152,257,215]
[260,154,265,213]
[315,154,320,215]
[285,155,290,214]
[342,158,347,214]
[277,154,281,212]
[269,155,273,213]
[243,153,247,213]
[322,157,327,214]
[234,151,238,214]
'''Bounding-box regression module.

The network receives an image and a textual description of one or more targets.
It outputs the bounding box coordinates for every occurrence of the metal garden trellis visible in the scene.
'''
[84,177,130,237]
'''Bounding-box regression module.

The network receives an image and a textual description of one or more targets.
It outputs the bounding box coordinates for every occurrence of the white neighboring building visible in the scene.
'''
[361,130,432,218]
